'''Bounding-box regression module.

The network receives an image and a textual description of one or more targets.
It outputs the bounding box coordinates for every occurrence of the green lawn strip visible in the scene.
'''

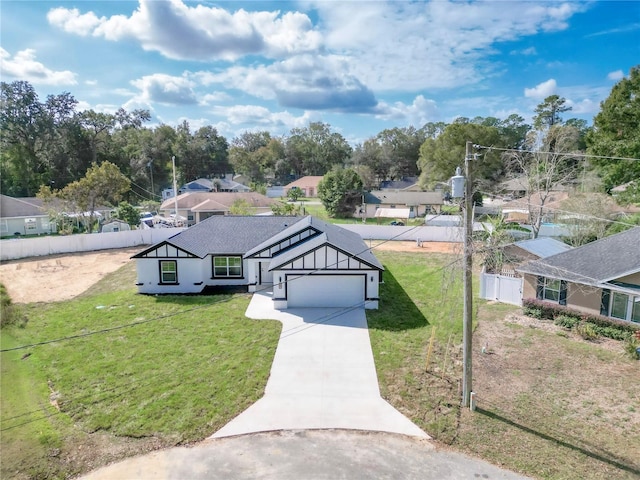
[2,274,281,478]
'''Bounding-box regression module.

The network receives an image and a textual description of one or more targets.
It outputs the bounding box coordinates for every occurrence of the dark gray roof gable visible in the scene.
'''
[517,227,640,284]
[134,216,306,259]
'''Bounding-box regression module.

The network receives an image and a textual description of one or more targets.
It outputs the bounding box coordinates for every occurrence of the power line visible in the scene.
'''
[474,144,640,163]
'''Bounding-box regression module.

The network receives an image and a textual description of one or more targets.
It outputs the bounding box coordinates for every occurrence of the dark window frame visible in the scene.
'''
[212,256,243,278]
[159,260,178,284]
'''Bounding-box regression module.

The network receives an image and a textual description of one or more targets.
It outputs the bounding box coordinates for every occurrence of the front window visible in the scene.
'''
[160,260,177,284]
[632,297,640,323]
[611,292,628,320]
[543,278,561,302]
[213,256,242,277]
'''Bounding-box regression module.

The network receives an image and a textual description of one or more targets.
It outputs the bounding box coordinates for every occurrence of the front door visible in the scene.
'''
[260,262,273,285]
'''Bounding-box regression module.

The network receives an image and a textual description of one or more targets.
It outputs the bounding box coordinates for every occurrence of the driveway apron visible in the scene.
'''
[212,291,427,439]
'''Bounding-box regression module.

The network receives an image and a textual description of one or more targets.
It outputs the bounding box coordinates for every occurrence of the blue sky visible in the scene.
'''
[1,1,638,144]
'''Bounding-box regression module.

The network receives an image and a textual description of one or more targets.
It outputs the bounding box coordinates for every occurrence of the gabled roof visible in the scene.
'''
[512,238,572,259]
[159,192,273,211]
[517,227,640,285]
[284,176,324,189]
[379,177,419,190]
[364,191,442,205]
[0,195,46,218]
[268,217,383,271]
[244,216,321,258]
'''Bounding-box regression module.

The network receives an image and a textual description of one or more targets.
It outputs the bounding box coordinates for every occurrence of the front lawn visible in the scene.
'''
[1,262,281,478]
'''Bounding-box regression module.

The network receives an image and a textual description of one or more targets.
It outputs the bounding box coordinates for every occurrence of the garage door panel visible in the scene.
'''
[287,275,364,308]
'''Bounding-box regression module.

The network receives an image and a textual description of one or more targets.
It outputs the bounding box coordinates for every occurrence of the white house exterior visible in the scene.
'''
[133,215,383,309]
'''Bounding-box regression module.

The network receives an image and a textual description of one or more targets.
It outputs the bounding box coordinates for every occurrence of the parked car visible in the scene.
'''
[390,221,405,226]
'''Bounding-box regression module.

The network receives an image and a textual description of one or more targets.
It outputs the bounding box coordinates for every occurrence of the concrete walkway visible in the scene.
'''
[212,291,427,439]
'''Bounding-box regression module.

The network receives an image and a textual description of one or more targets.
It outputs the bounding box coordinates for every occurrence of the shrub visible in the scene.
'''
[0,284,25,328]
[623,335,640,360]
[523,305,542,319]
[554,315,579,330]
[522,298,640,341]
[577,322,599,341]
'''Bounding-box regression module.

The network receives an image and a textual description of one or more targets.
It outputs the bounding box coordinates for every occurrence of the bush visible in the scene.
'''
[554,315,579,329]
[0,284,26,328]
[522,298,640,341]
[623,335,640,360]
[577,322,599,341]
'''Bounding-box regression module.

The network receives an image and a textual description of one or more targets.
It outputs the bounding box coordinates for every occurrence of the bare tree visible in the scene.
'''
[504,125,582,238]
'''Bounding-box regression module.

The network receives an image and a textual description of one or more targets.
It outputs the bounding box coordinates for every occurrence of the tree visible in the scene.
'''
[533,95,571,129]
[504,125,582,238]
[115,201,141,227]
[286,122,352,176]
[417,120,505,190]
[229,198,252,215]
[229,131,280,183]
[60,161,131,233]
[560,193,618,246]
[587,65,640,202]
[287,186,304,202]
[375,127,425,179]
[317,168,363,217]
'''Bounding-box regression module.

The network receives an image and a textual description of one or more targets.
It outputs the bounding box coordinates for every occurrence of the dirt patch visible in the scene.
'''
[371,240,461,254]
[0,248,141,304]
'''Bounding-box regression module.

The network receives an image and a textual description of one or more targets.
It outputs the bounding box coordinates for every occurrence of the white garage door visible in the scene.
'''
[287,275,365,308]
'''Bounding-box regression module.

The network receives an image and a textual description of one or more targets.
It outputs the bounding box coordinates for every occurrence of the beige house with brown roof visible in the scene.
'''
[283,176,324,198]
[159,192,274,225]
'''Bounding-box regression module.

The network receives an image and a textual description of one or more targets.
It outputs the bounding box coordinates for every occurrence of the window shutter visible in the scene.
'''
[600,289,611,316]
[536,276,544,300]
[559,280,567,306]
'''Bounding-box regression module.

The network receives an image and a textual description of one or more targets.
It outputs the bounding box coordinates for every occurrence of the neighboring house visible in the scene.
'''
[179,176,251,194]
[133,215,383,309]
[379,177,420,191]
[501,190,569,224]
[283,176,324,198]
[360,191,443,219]
[480,237,571,306]
[517,227,640,323]
[159,192,274,225]
[101,219,131,233]
[0,195,56,236]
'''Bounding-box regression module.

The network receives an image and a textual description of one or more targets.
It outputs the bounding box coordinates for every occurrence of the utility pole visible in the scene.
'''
[172,156,179,225]
[462,141,474,408]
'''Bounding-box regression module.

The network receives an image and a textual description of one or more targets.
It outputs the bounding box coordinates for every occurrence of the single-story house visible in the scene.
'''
[159,192,274,225]
[101,219,131,233]
[379,177,421,191]
[501,190,569,224]
[0,195,56,236]
[359,191,443,219]
[283,176,324,198]
[517,227,640,323]
[133,215,383,309]
[179,176,251,194]
[497,237,572,274]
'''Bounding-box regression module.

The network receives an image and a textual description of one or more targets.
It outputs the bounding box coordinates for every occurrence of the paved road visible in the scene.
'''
[82,430,530,480]
[214,292,425,438]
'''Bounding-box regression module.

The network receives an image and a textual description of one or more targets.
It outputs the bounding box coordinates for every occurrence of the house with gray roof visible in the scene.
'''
[0,195,56,236]
[132,215,383,309]
[360,191,443,220]
[517,227,640,323]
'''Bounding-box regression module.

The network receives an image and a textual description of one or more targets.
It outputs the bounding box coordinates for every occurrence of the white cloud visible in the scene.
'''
[47,0,321,61]
[0,48,77,85]
[131,73,197,105]
[200,92,232,106]
[607,70,624,81]
[566,98,598,115]
[374,95,439,125]
[524,79,557,99]
[209,104,316,133]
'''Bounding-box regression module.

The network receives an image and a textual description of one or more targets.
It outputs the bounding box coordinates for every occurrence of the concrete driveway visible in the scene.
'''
[212,291,426,438]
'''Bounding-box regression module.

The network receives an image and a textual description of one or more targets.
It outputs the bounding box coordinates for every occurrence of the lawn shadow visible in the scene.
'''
[477,407,640,476]
[367,268,429,331]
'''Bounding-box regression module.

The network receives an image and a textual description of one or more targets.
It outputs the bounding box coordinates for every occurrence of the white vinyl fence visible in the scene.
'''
[339,224,466,242]
[0,228,185,261]
[479,267,523,306]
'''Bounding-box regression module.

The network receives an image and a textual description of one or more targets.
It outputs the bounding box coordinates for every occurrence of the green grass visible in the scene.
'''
[1,269,281,478]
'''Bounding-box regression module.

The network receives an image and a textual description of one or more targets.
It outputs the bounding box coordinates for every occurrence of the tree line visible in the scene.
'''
[1,67,638,207]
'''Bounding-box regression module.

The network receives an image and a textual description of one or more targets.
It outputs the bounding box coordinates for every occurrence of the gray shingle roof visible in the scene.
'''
[150,216,305,258]
[517,227,640,284]
[267,217,383,270]
[364,191,442,206]
[513,238,572,259]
